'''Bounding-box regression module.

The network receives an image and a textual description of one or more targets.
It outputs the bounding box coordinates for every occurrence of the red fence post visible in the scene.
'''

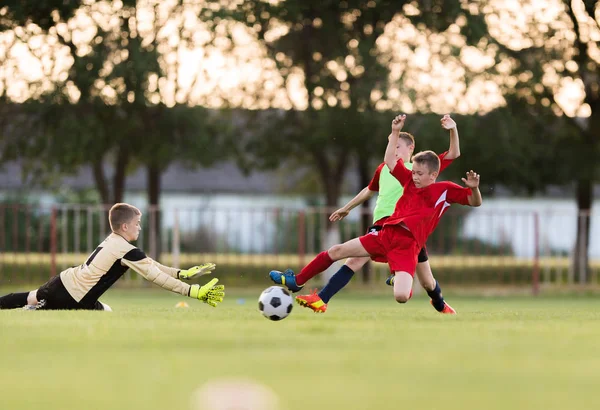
[50,207,57,278]
[532,211,540,296]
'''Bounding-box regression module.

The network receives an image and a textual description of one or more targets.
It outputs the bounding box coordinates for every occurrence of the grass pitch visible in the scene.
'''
[0,288,598,410]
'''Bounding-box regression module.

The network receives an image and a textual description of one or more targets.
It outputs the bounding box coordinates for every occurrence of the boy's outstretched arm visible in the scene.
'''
[384,114,405,171]
[462,170,482,207]
[441,114,461,160]
[151,259,216,280]
[121,249,224,307]
[330,187,376,222]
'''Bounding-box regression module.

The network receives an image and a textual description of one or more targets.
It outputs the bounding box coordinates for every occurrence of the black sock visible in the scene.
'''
[318,265,355,304]
[427,281,445,312]
[0,292,29,309]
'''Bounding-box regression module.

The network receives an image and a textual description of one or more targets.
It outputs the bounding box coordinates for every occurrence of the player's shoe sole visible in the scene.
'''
[296,292,327,313]
[385,275,394,286]
[269,269,304,293]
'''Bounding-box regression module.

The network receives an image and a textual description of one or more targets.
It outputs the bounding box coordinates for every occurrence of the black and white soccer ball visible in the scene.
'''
[258,286,293,321]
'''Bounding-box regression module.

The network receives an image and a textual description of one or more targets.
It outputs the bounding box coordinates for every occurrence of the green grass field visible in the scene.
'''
[1,288,599,410]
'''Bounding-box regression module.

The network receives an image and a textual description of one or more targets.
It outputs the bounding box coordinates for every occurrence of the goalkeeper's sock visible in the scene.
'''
[295,251,334,286]
[0,292,29,309]
[318,265,354,303]
[427,281,446,312]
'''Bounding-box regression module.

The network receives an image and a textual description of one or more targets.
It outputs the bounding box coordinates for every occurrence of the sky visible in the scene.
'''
[0,0,596,117]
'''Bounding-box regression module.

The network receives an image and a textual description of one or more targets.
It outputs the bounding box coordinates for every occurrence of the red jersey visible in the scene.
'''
[383,158,472,248]
[367,151,454,192]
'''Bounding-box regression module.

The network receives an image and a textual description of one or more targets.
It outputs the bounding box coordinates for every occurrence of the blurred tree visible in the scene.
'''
[208,0,574,281]
[0,1,230,213]
[452,0,600,281]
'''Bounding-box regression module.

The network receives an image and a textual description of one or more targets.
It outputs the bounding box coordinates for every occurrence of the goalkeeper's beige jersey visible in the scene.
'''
[60,233,190,304]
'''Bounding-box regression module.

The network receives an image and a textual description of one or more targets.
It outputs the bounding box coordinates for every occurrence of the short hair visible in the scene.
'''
[398,132,415,147]
[412,150,440,173]
[109,203,141,232]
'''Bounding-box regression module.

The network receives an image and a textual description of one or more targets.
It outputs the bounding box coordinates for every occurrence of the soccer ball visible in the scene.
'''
[258,286,293,321]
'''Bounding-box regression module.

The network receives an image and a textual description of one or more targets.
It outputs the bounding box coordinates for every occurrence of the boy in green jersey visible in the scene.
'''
[296,115,460,313]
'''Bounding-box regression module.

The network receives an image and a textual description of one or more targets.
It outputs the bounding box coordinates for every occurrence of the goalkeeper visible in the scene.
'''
[0,203,224,311]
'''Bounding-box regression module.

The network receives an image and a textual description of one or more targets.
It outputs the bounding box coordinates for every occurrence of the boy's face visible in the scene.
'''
[395,139,414,163]
[121,215,142,242]
[412,162,438,188]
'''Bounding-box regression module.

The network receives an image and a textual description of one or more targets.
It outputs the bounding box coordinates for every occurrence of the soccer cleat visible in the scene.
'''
[269,269,304,293]
[431,300,457,314]
[296,290,327,313]
[22,300,46,310]
[385,274,395,286]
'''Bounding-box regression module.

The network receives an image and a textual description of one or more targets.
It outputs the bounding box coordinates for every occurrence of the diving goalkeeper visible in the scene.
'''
[0,203,224,311]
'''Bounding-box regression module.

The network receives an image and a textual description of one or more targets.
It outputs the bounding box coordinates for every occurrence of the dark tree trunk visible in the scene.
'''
[92,160,110,205]
[573,179,592,283]
[113,146,129,204]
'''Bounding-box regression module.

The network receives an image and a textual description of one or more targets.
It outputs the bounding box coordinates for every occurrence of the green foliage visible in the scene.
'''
[0,0,82,31]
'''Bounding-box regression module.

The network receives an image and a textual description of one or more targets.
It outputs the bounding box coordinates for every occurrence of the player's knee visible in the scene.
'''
[327,245,344,260]
[26,290,39,305]
[345,257,367,272]
[394,291,411,303]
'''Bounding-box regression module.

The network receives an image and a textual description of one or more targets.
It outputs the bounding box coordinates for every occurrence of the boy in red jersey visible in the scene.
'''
[295,115,459,314]
[270,114,482,305]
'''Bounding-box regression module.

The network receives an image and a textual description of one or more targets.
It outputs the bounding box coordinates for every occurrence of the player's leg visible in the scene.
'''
[93,300,113,312]
[34,276,80,310]
[392,271,414,303]
[0,291,32,309]
[318,256,369,303]
[315,223,384,305]
[415,259,456,314]
[270,237,370,292]
[296,256,370,313]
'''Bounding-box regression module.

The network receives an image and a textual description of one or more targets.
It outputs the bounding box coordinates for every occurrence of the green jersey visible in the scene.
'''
[369,161,413,224]
[368,152,452,224]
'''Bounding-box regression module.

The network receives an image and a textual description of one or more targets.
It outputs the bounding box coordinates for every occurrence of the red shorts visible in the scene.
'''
[359,225,420,275]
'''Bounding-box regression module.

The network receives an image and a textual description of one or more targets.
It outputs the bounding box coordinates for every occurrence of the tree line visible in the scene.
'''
[0,0,598,278]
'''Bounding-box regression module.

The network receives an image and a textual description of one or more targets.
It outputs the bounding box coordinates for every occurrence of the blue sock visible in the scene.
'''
[318,265,355,303]
[427,281,445,312]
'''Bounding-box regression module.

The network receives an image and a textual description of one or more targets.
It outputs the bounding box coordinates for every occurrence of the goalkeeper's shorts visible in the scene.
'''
[36,275,106,311]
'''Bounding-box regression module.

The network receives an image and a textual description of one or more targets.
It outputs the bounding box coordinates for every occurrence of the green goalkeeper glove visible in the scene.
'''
[188,278,225,307]
[178,263,216,280]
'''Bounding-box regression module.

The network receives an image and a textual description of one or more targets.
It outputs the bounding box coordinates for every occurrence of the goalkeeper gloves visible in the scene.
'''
[188,278,225,307]
[178,263,216,280]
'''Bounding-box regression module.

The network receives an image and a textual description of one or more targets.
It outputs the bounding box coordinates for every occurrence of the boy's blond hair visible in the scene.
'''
[109,203,141,232]
[412,150,440,173]
[398,131,415,147]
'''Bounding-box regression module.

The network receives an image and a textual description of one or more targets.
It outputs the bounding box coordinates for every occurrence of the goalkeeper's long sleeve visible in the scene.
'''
[121,249,190,296]
[148,258,180,278]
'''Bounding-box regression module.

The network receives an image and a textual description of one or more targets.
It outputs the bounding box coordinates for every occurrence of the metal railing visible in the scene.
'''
[0,204,598,291]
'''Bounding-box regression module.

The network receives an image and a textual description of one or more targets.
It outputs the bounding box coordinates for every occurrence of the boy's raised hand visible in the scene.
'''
[391,114,406,133]
[178,263,216,280]
[440,114,456,130]
[462,170,480,188]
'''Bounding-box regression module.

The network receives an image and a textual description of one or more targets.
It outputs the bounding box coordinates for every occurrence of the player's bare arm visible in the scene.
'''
[441,114,461,160]
[385,114,406,171]
[329,187,376,222]
[462,170,482,207]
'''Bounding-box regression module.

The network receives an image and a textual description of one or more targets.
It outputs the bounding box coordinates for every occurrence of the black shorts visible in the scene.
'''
[36,275,105,311]
[366,224,429,263]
